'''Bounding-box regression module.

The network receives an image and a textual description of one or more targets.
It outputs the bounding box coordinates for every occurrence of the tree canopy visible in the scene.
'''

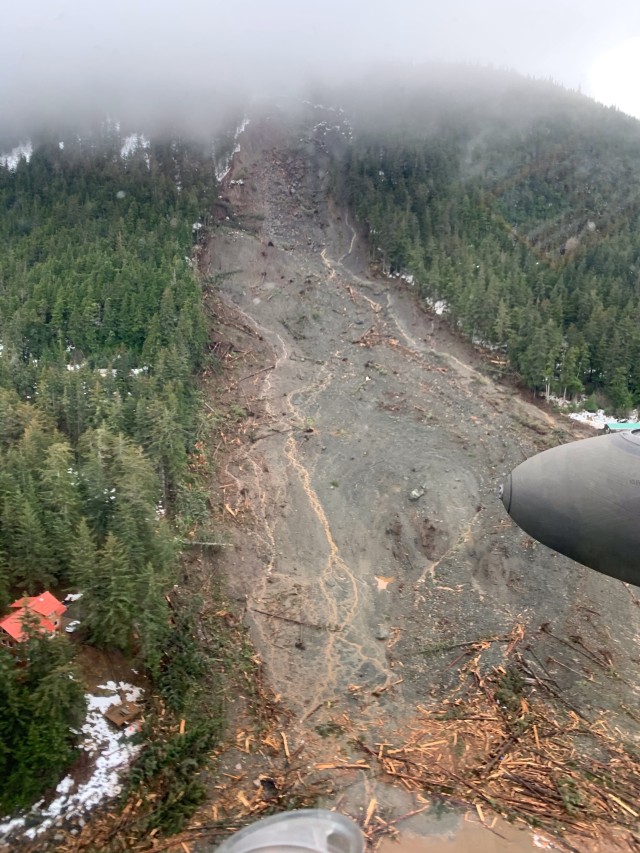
[334,69,640,412]
[0,126,217,813]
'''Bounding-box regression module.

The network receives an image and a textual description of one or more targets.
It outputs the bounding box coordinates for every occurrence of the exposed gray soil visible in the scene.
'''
[202,107,640,848]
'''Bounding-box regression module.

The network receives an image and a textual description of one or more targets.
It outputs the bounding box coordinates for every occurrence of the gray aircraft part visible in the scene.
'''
[500,429,640,587]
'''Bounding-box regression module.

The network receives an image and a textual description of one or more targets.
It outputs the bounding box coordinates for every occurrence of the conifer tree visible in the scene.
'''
[39,441,81,575]
[12,490,54,591]
[84,532,135,651]
[0,632,85,812]
[136,562,170,677]
[69,517,98,589]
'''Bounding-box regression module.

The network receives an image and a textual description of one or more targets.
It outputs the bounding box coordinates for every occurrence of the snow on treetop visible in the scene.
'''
[0,141,33,170]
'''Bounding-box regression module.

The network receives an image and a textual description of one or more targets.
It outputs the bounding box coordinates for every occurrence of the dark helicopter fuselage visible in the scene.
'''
[501,429,640,586]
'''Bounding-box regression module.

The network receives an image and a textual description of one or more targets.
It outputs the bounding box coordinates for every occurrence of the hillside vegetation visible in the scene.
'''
[0,128,221,815]
[334,67,640,411]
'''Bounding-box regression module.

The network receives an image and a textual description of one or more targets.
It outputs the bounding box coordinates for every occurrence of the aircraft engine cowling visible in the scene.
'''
[500,430,640,587]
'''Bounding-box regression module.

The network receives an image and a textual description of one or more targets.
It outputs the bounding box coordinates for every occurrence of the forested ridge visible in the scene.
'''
[0,128,222,816]
[4,66,640,836]
[335,68,640,411]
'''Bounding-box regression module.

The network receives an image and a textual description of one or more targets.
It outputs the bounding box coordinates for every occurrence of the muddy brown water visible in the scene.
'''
[380,819,545,853]
[202,108,640,851]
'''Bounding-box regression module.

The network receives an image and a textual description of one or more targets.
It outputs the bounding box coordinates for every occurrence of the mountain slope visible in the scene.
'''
[330,67,640,409]
[199,106,640,851]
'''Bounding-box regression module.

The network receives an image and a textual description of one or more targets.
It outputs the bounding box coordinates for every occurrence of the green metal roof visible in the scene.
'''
[604,422,640,432]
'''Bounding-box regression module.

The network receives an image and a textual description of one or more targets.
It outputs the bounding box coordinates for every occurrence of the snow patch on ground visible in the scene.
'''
[567,408,609,429]
[567,407,638,430]
[310,116,354,144]
[0,681,143,843]
[215,117,250,182]
[548,396,639,430]
[0,140,33,170]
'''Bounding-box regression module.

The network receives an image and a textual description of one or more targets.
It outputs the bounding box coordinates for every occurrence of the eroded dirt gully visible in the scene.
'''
[201,108,639,841]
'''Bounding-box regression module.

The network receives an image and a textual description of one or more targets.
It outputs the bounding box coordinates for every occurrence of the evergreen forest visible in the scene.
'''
[0,127,219,813]
[334,68,640,412]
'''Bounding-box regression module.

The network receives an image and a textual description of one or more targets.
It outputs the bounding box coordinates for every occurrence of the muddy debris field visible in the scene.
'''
[195,110,640,852]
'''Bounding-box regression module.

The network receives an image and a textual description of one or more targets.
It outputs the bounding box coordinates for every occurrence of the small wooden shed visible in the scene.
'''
[104,700,142,728]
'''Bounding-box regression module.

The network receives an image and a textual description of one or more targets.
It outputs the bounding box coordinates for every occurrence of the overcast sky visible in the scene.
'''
[4,0,640,131]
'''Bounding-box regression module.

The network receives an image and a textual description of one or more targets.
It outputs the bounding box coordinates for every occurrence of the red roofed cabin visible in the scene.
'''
[0,592,67,646]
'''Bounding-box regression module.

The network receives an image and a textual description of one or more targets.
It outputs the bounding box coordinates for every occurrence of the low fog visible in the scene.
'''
[4,0,640,135]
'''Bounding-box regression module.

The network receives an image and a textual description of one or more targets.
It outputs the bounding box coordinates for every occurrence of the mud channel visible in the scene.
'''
[199,108,640,852]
